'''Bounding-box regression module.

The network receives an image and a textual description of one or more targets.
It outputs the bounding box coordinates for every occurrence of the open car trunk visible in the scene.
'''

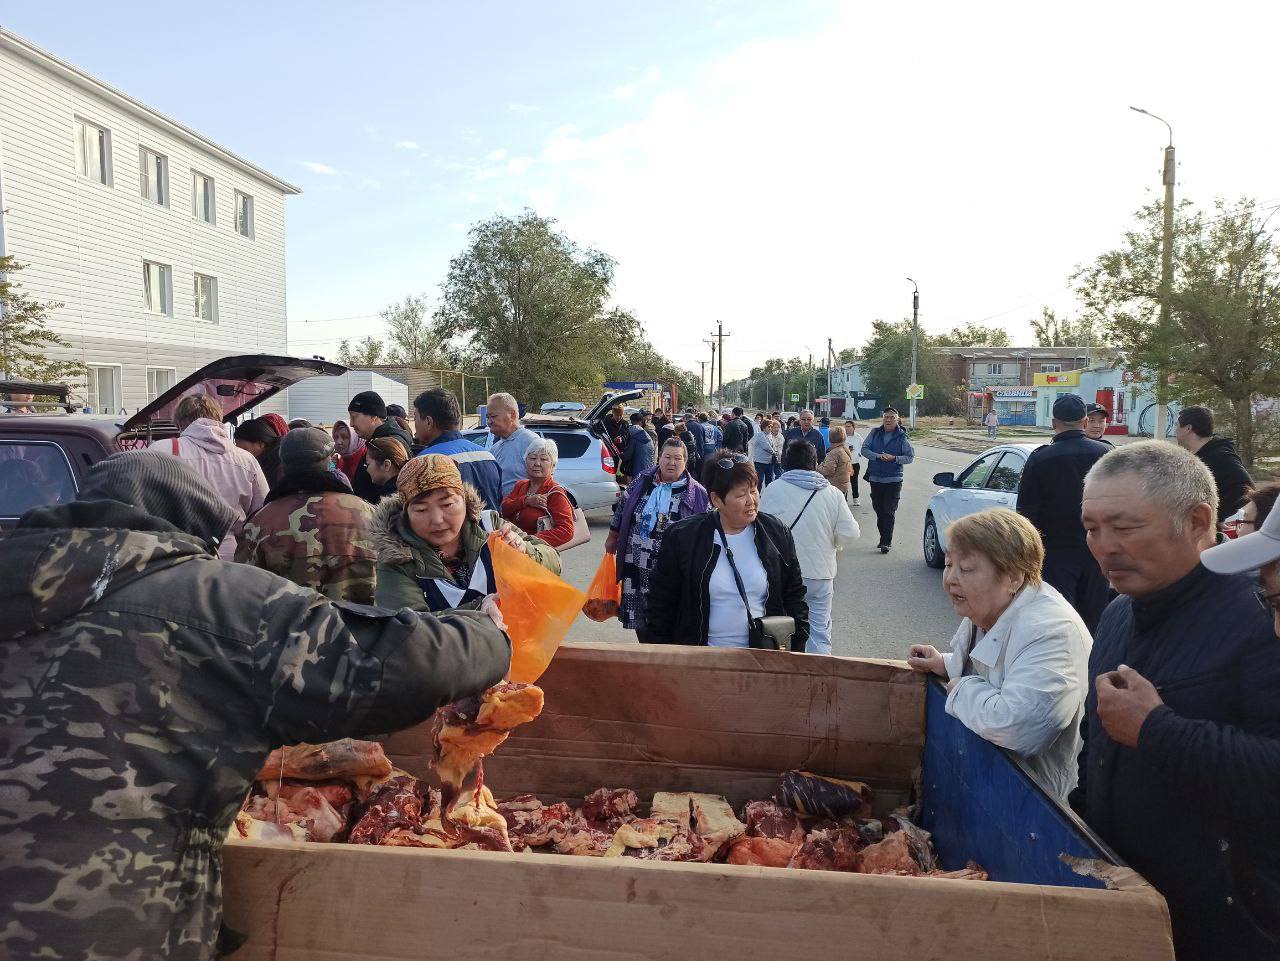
[121,355,347,433]
[582,388,644,458]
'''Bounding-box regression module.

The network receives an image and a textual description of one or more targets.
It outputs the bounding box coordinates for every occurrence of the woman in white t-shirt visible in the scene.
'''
[644,449,810,650]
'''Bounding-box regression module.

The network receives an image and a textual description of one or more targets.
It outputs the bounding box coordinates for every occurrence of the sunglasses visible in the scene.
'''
[1253,587,1280,613]
[715,453,750,469]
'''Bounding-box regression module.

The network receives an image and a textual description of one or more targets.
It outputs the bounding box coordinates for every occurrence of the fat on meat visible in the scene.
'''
[257,739,392,782]
[787,827,864,873]
[727,835,800,868]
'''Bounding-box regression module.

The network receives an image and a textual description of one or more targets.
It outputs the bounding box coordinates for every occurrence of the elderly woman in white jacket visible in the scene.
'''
[759,438,859,654]
[907,508,1091,801]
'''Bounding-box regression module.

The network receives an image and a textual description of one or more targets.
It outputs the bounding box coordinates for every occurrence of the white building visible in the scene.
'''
[0,29,298,414]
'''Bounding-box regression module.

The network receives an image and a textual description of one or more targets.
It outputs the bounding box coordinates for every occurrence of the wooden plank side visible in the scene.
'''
[221,839,1175,961]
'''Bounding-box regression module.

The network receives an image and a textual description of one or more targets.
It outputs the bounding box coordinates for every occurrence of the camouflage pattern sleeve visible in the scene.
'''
[253,582,512,743]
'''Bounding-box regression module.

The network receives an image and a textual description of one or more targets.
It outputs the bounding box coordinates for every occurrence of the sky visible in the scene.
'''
[7,0,1280,382]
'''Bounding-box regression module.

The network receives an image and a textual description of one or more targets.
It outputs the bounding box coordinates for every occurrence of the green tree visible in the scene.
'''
[1074,196,1280,466]
[1029,307,1106,348]
[859,319,954,416]
[434,210,636,406]
[335,336,387,368]
[934,322,1011,347]
[382,294,449,367]
[0,255,84,385]
[606,321,703,407]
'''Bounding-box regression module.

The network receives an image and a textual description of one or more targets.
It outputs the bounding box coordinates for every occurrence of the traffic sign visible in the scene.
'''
[790,393,800,402]
[906,383,925,400]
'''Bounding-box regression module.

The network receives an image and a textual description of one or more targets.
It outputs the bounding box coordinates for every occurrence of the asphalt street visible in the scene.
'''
[558,442,981,660]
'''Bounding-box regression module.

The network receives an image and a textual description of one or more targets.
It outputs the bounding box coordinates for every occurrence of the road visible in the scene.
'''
[557,442,981,660]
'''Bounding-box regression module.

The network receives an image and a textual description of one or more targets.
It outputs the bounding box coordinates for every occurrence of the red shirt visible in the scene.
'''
[501,477,575,548]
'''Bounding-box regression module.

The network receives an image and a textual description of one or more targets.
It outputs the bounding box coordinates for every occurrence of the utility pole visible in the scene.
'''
[715,321,729,409]
[907,277,920,429]
[807,352,814,409]
[698,360,707,402]
[703,338,716,405]
[826,337,833,410]
[1132,106,1175,440]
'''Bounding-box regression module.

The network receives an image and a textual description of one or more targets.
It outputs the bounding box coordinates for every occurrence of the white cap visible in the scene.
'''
[1202,503,1280,574]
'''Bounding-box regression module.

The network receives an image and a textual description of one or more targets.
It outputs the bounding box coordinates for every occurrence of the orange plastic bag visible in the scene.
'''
[582,552,621,622]
[488,532,586,683]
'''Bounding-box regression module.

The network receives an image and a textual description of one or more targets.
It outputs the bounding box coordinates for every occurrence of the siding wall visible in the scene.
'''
[284,372,409,428]
[0,40,291,414]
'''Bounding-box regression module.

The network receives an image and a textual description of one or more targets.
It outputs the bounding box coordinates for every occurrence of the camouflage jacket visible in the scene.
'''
[235,472,376,604]
[0,498,510,960]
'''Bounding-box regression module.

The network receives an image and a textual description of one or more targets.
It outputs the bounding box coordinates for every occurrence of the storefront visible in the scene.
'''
[990,387,1037,426]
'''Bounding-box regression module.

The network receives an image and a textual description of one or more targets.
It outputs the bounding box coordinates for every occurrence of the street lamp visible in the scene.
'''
[906,277,919,429]
[1130,106,1175,440]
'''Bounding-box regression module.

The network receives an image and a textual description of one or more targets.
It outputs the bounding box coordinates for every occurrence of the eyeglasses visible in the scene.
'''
[715,453,750,469]
[1253,587,1280,613]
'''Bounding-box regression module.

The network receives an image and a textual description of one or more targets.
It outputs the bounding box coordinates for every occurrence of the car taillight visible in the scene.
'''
[601,444,616,474]
[1221,519,1240,540]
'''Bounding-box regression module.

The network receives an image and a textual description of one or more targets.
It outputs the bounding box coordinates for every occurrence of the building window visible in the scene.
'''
[142,261,173,316]
[75,117,111,185]
[86,365,122,414]
[192,171,216,224]
[140,147,169,206]
[146,367,177,401]
[1041,364,1063,373]
[235,190,254,238]
[194,273,218,322]
[983,363,1005,376]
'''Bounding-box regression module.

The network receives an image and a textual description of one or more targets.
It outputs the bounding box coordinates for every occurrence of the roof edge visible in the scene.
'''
[0,28,301,196]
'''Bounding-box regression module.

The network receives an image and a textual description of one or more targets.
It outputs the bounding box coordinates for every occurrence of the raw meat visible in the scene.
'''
[651,792,745,859]
[432,683,544,814]
[265,779,355,810]
[631,827,709,863]
[348,774,430,845]
[555,815,614,857]
[780,770,871,820]
[887,814,938,873]
[727,835,800,868]
[787,827,864,873]
[257,739,392,782]
[926,862,989,881]
[580,787,640,826]
[496,796,575,852]
[281,786,346,842]
[230,810,308,843]
[742,799,804,844]
[857,831,921,876]
[605,818,678,857]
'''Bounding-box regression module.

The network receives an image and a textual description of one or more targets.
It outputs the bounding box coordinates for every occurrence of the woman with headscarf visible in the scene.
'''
[372,453,560,612]
[605,437,710,643]
[331,419,366,483]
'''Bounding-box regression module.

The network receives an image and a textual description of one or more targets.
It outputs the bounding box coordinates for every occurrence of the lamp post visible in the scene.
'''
[1130,106,1175,440]
[907,277,919,429]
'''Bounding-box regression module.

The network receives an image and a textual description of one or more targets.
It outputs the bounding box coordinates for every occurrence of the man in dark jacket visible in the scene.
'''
[784,408,828,461]
[1016,394,1111,632]
[235,427,377,604]
[620,412,655,480]
[347,390,416,503]
[0,453,510,961]
[721,408,751,453]
[603,403,629,452]
[1176,405,1253,524]
[412,387,503,510]
[1073,442,1279,961]
[860,406,915,553]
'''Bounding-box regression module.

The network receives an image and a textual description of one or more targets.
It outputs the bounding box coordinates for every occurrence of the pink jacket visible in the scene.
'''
[155,418,269,559]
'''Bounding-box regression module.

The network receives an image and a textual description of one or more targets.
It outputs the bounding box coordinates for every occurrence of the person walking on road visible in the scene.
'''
[984,408,999,440]
[484,392,539,498]
[750,417,781,489]
[860,406,915,554]
[785,409,828,461]
[1075,442,1280,961]
[761,439,859,654]
[695,411,722,461]
[1175,405,1253,525]
[843,419,862,506]
[1015,394,1111,633]
[721,407,751,453]
[818,425,854,504]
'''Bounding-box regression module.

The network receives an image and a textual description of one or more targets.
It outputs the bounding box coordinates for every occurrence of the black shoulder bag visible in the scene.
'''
[788,489,820,531]
[716,514,777,650]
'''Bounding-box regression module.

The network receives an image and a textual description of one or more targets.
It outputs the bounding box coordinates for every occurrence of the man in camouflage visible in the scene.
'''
[236,427,376,603]
[0,453,511,960]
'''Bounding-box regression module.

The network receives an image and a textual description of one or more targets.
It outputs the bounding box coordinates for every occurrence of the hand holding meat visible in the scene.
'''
[1096,664,1163,748]
[906,644,946,677]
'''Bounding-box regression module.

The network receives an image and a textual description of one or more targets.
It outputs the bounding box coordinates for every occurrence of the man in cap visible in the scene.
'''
[236,427,377,603]
[412,387,503,511]
[0,452,510,960]
[1072,441,1279,961]
[347,390,415,503]
[1083,403,1113,447]
[1016,393,1111,631]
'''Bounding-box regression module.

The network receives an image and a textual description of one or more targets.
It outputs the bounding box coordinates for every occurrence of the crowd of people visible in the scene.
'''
[1,383,1276,961]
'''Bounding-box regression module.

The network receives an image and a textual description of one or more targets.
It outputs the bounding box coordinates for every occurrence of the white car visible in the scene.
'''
[922,443,1044,569]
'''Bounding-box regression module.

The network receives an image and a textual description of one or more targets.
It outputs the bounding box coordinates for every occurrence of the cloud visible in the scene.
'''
[474,154,535,181]
[611,66,662,101]
[508,102,539,113]
[301,161,341,176]
[394,140,421,151]
[488,148,508,162]
[357,177,382,191]
[448,222,467,231]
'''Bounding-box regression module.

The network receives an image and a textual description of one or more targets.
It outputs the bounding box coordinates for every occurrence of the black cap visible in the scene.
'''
[386,404,407,419]
[1052,394,1087,421]
[1085,403,1111,420]
[347,391,387,418]
[279,427,337,469]
[882,405,899,414]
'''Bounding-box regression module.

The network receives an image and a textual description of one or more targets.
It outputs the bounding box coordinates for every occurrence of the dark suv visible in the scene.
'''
[0,355,345,528]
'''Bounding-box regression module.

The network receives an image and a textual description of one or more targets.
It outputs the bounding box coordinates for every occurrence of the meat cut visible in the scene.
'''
[257,738,392,782]
[431,682,544,814]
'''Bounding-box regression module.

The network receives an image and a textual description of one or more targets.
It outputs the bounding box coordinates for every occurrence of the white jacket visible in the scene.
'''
[750,430,782,463]
[152,418,269,560]
[942,581,1092,801]
[759,476,859,580]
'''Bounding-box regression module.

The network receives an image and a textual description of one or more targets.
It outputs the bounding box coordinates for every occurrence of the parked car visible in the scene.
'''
[0,355,346,529]
[922,443,1044,569]
[464,388,644,512]
[539,401,586,414]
